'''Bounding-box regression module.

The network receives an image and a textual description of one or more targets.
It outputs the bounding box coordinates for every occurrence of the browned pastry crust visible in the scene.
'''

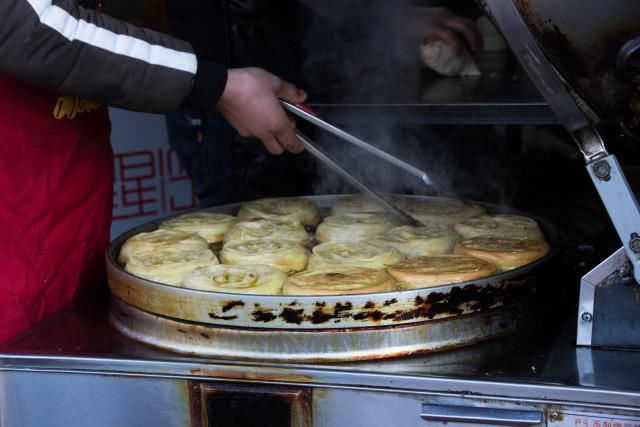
[387,255,496,289]
[237,197,321,226]
[331,194,409,215]
[158,212,236,243]
[223,218,311,245]
[405,199,485,226]
[315,212,398,243]
[118,229,209,264]
[454,214,544,240]
[220,239,310,275]
[454,237,550,271]
[283,267,395,295]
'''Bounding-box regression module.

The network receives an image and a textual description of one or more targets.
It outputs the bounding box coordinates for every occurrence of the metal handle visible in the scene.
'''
[420,404,543,426]
[281,100,434,188]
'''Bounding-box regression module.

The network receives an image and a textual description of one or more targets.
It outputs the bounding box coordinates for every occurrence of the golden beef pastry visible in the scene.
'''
[388,255,496,289]
[223,218,311,245]
[125,248,218,286]
[283,267,395,295]
[118,229,209,264]
[236,197,320,226]
[183,264,286,295]
[454,237,550,272]
[315,212,398,243]
[220,239,310,274]
[454,214,544,240]
[405,199,485,227]
[308,241,402,270]
[158,212,236,243]
[331,195,408,216]
[372,224,460,257]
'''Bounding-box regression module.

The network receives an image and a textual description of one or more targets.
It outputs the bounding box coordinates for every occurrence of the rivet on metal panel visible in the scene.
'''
[629,233,640,253]
[581,312,593,322]
[592,160,611,181]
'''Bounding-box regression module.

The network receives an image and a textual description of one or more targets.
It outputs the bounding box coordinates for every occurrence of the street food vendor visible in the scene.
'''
[0,0,306,344]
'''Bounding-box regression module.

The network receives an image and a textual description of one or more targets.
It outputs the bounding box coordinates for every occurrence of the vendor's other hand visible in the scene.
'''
[399,7,483,56]
[218,67,307,155]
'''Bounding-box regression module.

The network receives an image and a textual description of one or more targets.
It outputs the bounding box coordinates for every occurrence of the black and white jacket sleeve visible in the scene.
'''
[0,0,227,112]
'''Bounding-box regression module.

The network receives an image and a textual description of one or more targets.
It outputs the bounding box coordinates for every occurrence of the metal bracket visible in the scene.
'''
[586,154,640,283]
[577,246,640,348]
[420,404,543,426]
[576,247,626,346]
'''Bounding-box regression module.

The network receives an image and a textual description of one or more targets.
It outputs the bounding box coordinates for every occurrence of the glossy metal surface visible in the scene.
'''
[510,0,640,122]
[420,403,543,426]
[2,294,640,409]
[483,0,592,133]
[109,296,528,362]
[309,71,557,126]
[106,195,561,330]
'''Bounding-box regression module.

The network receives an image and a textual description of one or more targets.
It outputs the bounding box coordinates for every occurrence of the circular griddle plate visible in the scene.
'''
[109,296,532,362]
[107,195,561,331]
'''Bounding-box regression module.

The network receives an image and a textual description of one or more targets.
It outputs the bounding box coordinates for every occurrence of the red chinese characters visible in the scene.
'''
[113,149,197,221]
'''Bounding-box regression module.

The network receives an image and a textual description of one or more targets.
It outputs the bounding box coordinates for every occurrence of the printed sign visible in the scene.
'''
[109,108,197,238]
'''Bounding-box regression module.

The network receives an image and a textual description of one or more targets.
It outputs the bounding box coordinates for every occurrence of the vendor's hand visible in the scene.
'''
[217,67,307,155]
[399,7,483,56]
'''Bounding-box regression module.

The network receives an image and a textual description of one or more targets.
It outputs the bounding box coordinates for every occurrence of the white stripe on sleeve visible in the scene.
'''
[26,0,197,74]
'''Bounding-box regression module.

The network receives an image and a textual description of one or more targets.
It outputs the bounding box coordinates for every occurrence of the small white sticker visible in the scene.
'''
[549,410,640,427]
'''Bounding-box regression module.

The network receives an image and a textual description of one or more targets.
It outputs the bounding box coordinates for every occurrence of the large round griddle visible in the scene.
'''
[107,195,559,329]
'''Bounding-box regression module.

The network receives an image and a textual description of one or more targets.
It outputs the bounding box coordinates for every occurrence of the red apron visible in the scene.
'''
[0,74,113,344]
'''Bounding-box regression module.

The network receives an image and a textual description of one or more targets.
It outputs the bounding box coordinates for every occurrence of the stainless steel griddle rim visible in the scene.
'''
[105,195,562,328]
[108,296,525,362]
[0,355,639,410]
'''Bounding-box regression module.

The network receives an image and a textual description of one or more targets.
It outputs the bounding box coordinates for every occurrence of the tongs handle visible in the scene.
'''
[295,129,424,227]
[281,101,434,188]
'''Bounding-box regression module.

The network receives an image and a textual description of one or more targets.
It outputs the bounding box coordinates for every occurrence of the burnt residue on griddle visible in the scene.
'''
[353,310,384,321]
[221,300,245,312]
[208,313,238,321]
[333,302,353,319]
[245,282,531,324]
[280,307,305,324]
[384,284,515,322]
[200,333,210,339]
[310,309,333,324]
[177,329,188,334]
[251,309,277,322]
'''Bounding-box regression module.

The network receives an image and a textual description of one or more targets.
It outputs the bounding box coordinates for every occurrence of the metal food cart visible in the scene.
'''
[1,1,639,426]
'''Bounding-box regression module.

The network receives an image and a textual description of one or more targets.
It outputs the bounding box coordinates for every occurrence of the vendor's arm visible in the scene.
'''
[0,0,209,112]
[0,0,304,152]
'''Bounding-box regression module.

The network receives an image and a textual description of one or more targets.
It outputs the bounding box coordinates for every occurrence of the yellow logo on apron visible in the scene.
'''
[53,96,101,119]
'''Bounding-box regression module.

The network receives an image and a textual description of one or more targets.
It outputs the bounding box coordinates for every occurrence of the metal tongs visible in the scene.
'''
[281,101,428,227]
